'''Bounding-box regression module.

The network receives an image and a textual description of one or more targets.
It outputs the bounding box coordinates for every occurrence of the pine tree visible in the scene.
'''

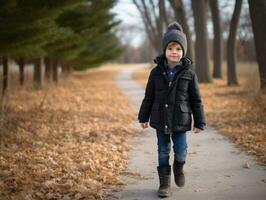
[56,0,122,70]
[0,0,83,92]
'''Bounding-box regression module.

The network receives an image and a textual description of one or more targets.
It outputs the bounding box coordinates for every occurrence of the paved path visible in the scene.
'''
[109,65,266,200]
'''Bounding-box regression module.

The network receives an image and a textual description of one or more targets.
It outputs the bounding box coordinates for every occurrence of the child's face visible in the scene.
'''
[165,42,183,65]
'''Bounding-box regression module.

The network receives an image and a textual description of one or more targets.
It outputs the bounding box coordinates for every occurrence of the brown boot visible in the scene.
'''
[173,160,185,187]
[157,166,171,198]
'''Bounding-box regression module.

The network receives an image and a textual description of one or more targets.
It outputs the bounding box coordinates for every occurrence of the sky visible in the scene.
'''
[112,0,144,47]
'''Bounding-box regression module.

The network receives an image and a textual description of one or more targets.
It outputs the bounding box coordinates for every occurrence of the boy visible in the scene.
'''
[138,22,206,198]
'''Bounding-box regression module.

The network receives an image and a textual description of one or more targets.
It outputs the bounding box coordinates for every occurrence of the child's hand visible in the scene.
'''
[140,122,149,129]
[193,127,202,134]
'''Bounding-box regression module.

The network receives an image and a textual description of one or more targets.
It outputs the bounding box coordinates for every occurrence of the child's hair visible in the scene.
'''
[162,22,187,56]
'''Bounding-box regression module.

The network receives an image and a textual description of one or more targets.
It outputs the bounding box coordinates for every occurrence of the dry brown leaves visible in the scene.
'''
[133,65,266,165]
[0,69,135,199]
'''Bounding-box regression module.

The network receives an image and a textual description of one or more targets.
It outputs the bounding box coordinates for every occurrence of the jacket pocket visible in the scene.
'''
[177,76,192,92]
[174,103,192,126]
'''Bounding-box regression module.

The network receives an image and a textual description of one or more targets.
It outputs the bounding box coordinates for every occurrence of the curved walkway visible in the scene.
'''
[109,64,266,200]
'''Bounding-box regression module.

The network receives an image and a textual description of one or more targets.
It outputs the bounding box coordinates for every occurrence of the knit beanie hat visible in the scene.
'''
[162,22,187,56]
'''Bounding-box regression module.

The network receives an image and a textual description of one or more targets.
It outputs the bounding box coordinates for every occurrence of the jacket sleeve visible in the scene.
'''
[138,70,155,123]
[188,72,206,128]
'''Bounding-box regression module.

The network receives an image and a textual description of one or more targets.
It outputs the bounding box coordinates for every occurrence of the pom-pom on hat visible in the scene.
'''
[162,22,187,56]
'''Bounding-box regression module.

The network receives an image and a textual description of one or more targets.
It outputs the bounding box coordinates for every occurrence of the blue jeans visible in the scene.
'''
[156,129,187,167]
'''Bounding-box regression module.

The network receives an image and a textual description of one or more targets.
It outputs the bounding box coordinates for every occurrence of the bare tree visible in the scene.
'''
[248,0,266,92]
[133,0,167,54]
[227,0,242,86]
[169,0,194,61]
[160,0,169,26]
[209,0,223,78]
[191,0,211,83]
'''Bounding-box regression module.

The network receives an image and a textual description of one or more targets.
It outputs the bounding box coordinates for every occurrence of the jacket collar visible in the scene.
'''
[154,54,193,72]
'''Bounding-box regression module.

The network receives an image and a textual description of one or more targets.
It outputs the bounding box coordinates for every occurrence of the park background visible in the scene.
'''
[0,0,265,199]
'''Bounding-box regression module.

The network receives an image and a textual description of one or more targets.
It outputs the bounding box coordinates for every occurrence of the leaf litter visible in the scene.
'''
[0,69,136,199]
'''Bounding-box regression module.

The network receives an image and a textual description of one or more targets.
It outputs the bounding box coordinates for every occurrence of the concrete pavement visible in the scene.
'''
[109,65,266,200]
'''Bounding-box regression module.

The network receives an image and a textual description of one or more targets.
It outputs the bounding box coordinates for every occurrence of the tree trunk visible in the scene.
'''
[62,63,73,75]
[2,56,9,97]
[227,0,242,86]
[133,0,163,54]
[209,0,223,78]
[52,60,59,83]
[248,0,266,92]
[33,58,43,89]
[44,57,52,81]
[155,0,163,42]
[159,0,169,26]
[18,58,25,86]
[170,0,194,61]
[191,0,211,83]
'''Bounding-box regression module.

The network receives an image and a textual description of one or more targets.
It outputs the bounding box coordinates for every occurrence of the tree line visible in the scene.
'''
[0,0,121,97]
[132,0,266,93]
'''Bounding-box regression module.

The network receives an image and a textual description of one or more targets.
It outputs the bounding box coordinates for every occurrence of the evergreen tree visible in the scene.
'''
[0,0,121,94]
[56,0,122,70]
[0,0,82,91]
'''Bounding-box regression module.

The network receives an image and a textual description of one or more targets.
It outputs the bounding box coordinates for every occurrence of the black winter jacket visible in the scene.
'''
[138,55,206,134]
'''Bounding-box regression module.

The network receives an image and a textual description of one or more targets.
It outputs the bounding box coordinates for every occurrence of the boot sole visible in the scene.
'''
[158,192,171,198]
[175,183,185,187]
